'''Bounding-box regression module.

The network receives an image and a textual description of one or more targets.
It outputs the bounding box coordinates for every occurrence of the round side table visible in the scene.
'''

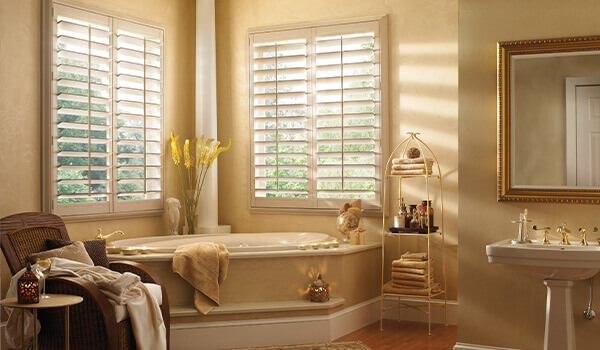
[1,294,83,350]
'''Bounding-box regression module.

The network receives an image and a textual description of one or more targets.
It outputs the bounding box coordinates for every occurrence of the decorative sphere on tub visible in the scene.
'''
[336,198,363,238]
[166,197,181,235]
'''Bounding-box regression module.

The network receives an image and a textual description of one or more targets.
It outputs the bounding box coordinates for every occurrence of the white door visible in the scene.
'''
[576,85,600,186]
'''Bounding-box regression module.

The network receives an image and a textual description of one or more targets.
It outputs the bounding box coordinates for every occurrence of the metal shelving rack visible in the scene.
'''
[379,132,447,335]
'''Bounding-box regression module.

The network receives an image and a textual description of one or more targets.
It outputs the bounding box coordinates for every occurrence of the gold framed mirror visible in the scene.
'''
[497,35,600,204]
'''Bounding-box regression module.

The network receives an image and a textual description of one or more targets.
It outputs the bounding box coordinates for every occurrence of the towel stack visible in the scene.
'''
[383,252,441,296]
[391,157,434,176]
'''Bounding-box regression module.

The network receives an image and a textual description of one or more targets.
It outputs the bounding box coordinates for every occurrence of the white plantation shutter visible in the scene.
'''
[249,18,385,211]
[251,30,312,208]
[113,20,163,212]
[49,3,163,217]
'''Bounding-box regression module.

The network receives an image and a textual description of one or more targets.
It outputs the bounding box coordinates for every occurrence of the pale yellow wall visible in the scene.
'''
[513,55,600,186]
[459,0,600,349]
[215,0,459,300]
[0,0,196,300]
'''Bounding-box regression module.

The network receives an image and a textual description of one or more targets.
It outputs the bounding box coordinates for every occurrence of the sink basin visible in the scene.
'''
[486,239,600,280]
[486,239,600,350]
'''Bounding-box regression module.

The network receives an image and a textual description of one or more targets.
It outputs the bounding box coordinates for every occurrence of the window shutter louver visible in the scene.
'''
[314,24,381,210]
[251,30,312,208]
[249,20,383,211]
[50,3,163,217]
[113,20,163,212]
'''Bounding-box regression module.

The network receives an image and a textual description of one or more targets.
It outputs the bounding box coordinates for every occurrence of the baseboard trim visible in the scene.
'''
[171,297,381,349]
[454,342,520,350]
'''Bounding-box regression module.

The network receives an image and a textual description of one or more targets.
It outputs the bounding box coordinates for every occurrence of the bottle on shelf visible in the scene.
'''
[410,209,420,229]
[398,198,407,228]
[424,200,434,227]
[407,204,417,228]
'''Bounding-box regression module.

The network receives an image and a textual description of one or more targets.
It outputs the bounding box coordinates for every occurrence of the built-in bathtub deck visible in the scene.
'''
[108,241,381,349]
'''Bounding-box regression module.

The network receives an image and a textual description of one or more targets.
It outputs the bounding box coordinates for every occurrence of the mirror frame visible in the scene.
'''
[497,35,600,204]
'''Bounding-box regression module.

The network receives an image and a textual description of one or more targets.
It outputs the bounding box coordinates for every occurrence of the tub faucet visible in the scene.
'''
[95,228,125,241]
[511,209,532,244]
[558,222,571,245]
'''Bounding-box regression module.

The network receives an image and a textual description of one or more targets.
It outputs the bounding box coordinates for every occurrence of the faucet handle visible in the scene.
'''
[533,225,551,244]
[579,228,589,246]
[558,222,571,245]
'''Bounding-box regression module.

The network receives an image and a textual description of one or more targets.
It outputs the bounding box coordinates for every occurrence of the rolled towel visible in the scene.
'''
[383,281,442,296]
[392,157,434,165]
[392,259,432,269]
[391,267,431,275]
[401,252,428,261]
[391,169,433,176]
[391,271,433,282]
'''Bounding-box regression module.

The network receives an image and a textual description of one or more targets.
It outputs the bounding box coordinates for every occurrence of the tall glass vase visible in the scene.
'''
[184,190,199,235]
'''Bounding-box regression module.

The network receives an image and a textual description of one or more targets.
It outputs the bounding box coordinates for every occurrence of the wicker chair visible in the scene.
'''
[0,212,170,349]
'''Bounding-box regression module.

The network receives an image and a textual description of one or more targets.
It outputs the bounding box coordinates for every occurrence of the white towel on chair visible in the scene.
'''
[6,258,166,350]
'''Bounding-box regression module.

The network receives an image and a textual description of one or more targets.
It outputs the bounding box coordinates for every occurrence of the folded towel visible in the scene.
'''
[392,163,433,171]
[173,242,230,315]
[390,279,430,288]
[391,271,432,282]
[391,267,430,275]
[383,281,442,296]
[391,169,433,176]
[392,259,432,269]
[391,281,434,289]
[401,252,428,261]
[392,157,434,165]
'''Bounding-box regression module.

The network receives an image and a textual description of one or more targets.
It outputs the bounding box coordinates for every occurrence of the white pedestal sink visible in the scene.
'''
[486,239,600,350]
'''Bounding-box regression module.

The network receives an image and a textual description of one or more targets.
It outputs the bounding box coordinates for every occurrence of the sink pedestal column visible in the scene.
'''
[543,279,575,350]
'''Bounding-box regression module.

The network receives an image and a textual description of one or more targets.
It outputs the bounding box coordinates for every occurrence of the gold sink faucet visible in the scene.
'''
[558,222,571,245]
[95,228,125,241]
[533,225,551,244]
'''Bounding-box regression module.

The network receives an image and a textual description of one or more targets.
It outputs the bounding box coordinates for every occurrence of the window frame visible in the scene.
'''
[42,0,165,220]
[248,15,388,214]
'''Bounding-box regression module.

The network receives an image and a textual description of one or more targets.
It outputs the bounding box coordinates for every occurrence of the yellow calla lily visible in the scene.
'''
[170,131,182,165]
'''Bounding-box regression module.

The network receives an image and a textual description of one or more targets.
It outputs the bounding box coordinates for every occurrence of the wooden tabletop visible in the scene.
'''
[1,294,83,309]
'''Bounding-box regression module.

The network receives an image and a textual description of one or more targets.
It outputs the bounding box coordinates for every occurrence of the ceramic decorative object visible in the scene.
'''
[336,199,365,244]
[18,263,39,304]
[170,132,231,234]
[166,197,181,235]
[309,274,330,302]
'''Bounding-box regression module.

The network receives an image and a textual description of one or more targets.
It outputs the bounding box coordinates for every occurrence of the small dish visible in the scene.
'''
[311,243,319,250]
[121,247,140,255]
[106,246,121,254]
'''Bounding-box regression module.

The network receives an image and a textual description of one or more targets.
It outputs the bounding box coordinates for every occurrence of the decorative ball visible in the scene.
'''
[337,211,360,236]
[406,147,421,159]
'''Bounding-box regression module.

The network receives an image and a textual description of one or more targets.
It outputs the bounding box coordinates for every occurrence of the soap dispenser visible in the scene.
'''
[511,209,532,244]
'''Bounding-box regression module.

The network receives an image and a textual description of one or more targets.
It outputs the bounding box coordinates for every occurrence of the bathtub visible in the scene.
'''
[107,231,382,349]
[110,232,336,253]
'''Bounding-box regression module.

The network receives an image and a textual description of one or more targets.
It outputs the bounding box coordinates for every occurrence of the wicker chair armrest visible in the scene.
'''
[44,276,119,349]
[108,260,170,349]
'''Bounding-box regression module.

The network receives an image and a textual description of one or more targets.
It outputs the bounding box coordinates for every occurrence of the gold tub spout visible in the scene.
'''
[95,228,125,240]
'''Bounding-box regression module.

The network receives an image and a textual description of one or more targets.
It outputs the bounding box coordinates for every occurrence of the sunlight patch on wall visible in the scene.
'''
[399,93,458,117]
[398,42,458,55]
[398,66,458,87]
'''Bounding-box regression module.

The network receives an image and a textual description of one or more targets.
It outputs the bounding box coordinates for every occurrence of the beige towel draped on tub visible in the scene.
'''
[172,242,230,314]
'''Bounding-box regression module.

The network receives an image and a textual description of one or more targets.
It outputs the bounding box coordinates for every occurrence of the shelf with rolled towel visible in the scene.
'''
[379,132,448,336]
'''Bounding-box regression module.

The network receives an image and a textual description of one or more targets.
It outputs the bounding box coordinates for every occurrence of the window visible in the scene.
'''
[43,2,164,218]
[249,16,387,211]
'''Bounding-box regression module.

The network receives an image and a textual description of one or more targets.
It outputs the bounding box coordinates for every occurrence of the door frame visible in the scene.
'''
[565,76,600,186]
